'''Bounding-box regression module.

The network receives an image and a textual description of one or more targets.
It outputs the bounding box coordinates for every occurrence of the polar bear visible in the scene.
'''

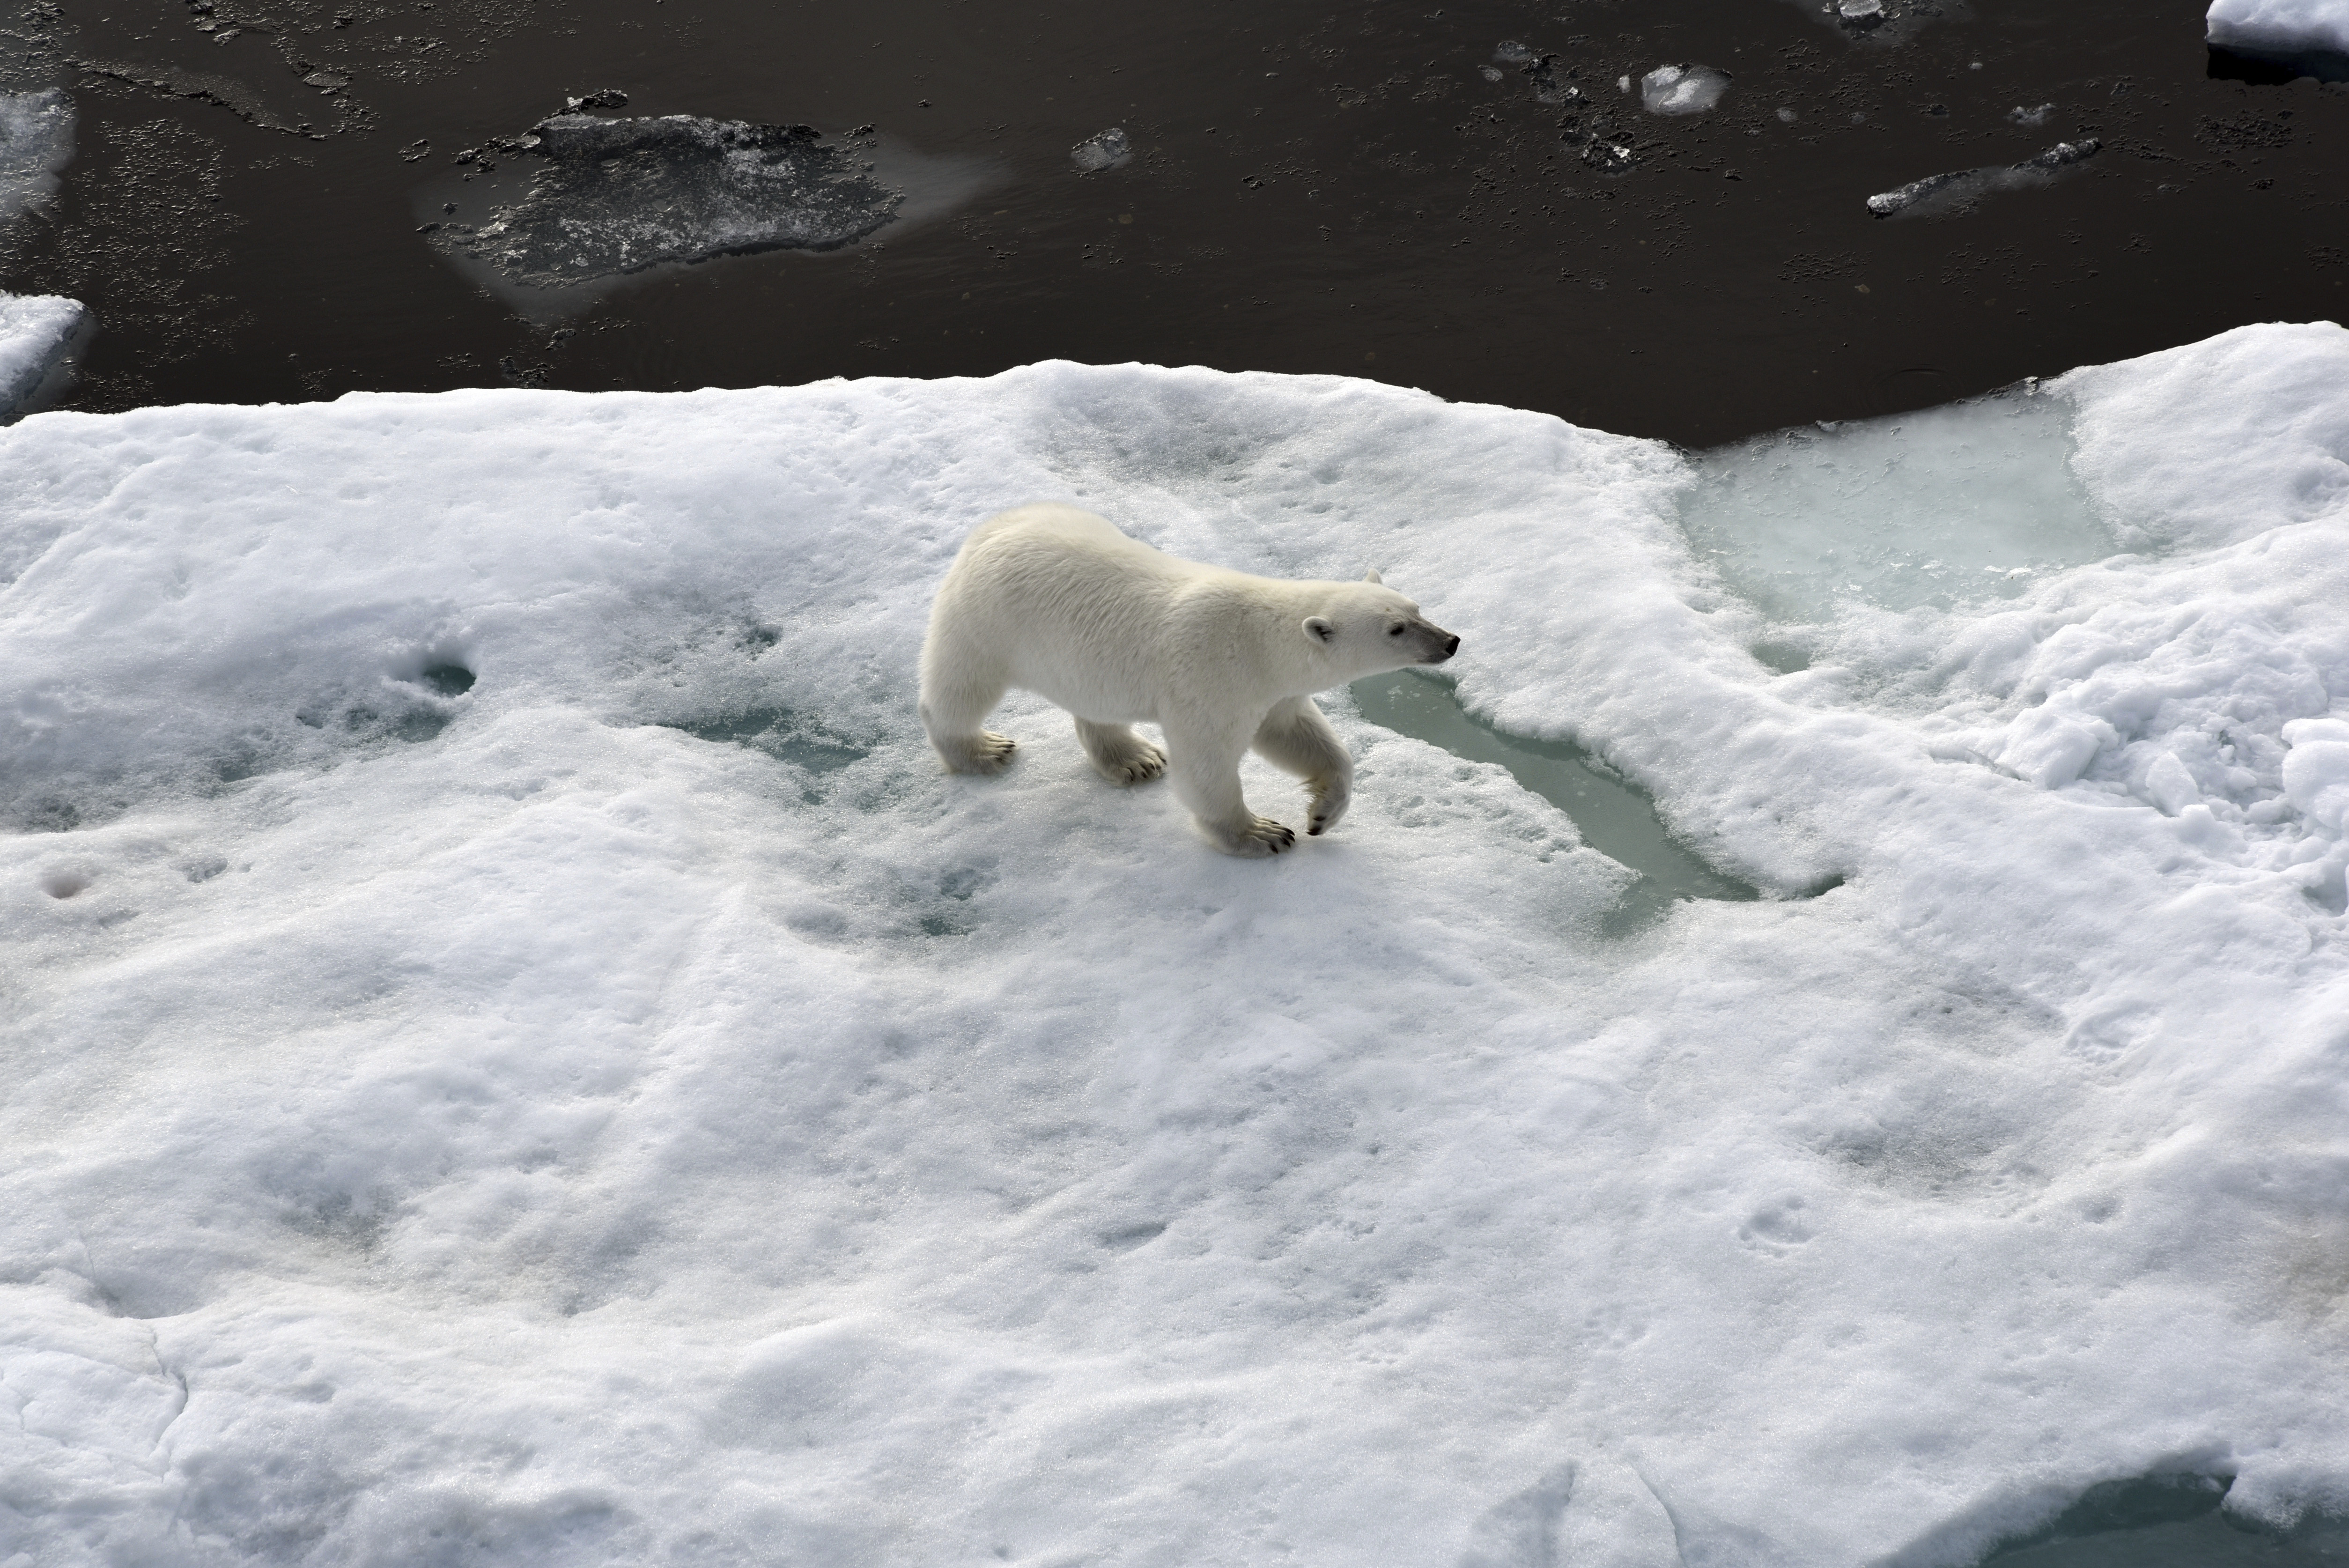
[919,503,1461,856]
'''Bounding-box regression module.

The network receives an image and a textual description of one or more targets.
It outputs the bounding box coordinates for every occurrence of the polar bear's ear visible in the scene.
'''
[1362,569,1383,585]
[1303,616,1337,645]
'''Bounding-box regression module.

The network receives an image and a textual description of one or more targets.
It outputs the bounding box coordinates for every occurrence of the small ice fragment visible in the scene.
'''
[1618,74,1631,91]
[2009,102,2054,126]
[1866,139,2099,216]
[1640,63,1731,115]
[1495,39,1536,62]
[2145,754,2201,816]
[302,71,349,92]
[2013,138,2099,174]
[1071,126,1132,172]
[1776,106,1797,121]
[1837,0,1887,27]
[1480,65,1504,81]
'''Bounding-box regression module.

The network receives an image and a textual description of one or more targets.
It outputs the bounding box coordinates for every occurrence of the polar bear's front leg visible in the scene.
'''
[1164,718,1295,858]
[1074,718,1168,786]
[1250,696,1353,836]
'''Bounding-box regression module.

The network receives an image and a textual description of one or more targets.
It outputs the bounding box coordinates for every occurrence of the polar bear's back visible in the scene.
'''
[957,502,1179,577]
[928,504,1200,720]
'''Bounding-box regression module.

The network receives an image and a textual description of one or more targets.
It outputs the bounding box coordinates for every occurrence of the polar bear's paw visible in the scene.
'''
[1305,779,1351,836]
[1076,721,1167,786]
[1109,748,1167,786]
[945,731,1017,775]
[1101,740,1167,786]
[1213,814,1297,858]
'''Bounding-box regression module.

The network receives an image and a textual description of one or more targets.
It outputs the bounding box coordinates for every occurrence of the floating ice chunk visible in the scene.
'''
[1640,63,1731,115]
[1070,126,1131,172]
[0,89,73,225]
[1776,106,1798,122]
[0,293,87,422]
[1495,39,1537,62]
[2009,102,2055,126]
[1837,0,1887,26]
[2207,0,2349,79]
[430,114,903,287]
[1866,139,2099,217]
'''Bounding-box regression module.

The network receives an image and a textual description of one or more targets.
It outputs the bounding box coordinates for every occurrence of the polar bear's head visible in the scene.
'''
[1302,570,1460,680]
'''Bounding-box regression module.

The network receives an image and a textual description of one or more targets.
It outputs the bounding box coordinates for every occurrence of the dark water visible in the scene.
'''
[1,0,2343,443]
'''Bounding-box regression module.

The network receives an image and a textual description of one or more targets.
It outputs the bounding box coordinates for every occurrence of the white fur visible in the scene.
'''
[919,503,1460,856]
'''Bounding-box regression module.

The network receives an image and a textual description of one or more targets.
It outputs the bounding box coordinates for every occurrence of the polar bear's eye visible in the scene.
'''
[1387,623,1406,636]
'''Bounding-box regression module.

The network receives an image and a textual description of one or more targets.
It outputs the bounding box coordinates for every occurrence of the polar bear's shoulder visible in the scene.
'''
[968,502,1138,552]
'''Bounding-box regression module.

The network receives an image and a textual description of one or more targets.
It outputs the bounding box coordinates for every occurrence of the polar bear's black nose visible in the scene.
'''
[1443,634,1461,656]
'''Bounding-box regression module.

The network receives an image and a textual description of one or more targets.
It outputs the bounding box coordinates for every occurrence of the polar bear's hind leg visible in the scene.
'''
[1075,719,1168,786]
[919,660,1017,776]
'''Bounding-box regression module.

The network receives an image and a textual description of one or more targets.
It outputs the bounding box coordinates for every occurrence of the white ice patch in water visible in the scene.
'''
[5,325,2349,1565]
[0,292,85,418]
[1640,63,1732,114]
[0,88,73,225]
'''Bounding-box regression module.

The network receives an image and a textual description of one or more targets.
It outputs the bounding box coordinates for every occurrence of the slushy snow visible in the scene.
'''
[0,292,85,420]
[2207,0,2349,70]
[7,325,2349,1566]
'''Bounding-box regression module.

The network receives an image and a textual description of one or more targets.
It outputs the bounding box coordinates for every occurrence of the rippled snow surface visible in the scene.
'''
[6,325,2349,1566]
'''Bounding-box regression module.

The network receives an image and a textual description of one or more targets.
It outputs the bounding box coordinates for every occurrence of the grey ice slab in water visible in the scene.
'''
[1070,127,1131,171]
[0,89,72,225]
[0,292,89,421]
[1350,670,1758,935]
[1867,139,2099,217]
[1674,384,2120,625]
[432,114,903,288]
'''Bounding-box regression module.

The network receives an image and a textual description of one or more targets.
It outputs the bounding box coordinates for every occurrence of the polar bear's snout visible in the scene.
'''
[1417,621,1462,665]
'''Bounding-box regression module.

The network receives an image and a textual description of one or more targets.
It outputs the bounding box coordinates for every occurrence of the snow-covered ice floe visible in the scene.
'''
[7,324,2349,1564]
[1868,139,2100,217]
[0,291,87,421]
[0,88,73,225]
[2208,0,2349,79]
